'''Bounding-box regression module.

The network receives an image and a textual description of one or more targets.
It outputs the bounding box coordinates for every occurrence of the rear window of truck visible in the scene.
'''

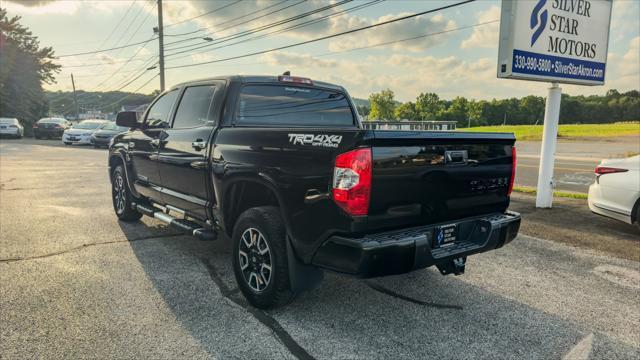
[236,85,355,127]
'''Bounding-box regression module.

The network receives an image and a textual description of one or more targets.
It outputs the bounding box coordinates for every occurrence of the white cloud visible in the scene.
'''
[252,51,371,91]
[326,13,456,52]
[96,54,116,65]
[593,36,640,92]
[260,52,337,68]
[4,0,81,15]
[460,6,500,49]
[160,1,456,52]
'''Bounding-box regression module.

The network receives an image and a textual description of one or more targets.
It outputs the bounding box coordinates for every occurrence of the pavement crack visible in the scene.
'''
[366,281,463,310]
[200,257,316,360]
[0,233,183,263]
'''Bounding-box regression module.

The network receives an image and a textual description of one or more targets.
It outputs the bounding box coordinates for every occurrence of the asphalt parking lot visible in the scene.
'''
[1,138,639,359]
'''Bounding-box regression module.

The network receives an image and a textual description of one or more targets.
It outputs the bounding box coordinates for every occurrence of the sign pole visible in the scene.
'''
[535,82,561,208]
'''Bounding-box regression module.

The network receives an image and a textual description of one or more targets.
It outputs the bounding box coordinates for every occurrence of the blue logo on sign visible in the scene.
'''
[530,0,548,46]
[436,229,444,245]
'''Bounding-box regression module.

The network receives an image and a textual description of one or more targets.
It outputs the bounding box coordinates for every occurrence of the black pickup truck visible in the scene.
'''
[109,74,520,308]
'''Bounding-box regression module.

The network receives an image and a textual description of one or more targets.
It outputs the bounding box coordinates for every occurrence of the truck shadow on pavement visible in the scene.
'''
[117,221,637,359]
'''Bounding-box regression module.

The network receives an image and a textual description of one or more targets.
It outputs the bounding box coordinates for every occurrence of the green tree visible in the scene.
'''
[441,96,468,124]
[0,8,60,133]
[415,92,443,120]
[394,101,418,120]
[519,95,545,124]
[368,88,396,120]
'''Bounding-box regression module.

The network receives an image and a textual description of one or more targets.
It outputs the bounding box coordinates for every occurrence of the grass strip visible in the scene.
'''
[463,122,639,141]
[513,185,588,199]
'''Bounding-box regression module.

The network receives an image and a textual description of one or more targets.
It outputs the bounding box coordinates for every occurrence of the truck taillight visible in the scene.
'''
[595,166,628,175]
[508,146,516,196]
[332,148,372,216]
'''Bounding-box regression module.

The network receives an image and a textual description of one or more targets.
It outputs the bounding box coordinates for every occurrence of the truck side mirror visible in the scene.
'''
[116,111,138,128]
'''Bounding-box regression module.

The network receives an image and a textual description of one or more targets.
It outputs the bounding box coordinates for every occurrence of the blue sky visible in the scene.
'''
[5,0,639,101]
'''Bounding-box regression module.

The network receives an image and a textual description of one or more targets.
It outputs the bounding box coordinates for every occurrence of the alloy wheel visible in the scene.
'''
[238,227,273,292]
[113,173,127,214]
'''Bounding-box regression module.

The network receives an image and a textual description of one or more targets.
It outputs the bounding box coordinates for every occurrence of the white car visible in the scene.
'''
[62,119,109,145]
[588,155,640,228]
[0,118,24,138]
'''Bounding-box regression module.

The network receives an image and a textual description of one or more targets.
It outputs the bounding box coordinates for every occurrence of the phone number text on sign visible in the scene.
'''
[511,49,605,82]
[514,54,553,72]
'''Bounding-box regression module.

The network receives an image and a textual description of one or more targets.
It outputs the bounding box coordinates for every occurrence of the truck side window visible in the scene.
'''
[145,89,179,128]
[236,85,355,127]
[172,85,216,129]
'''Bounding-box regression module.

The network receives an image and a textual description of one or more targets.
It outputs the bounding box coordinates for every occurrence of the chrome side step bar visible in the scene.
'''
[135,203,217,241]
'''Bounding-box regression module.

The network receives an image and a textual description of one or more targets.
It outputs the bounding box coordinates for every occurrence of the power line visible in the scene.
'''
[107,1,148,55]
[313,20,499,58]
[99,74,159,110]
[163,20,496,73]
[61,58,149,68]
[70,1,156,91]
[163,0,293,48]
[90,36,157,91]
[57,37,158,57]
[94,0,137,54]
[165,0,383,61]
[105,56,159,92]
[161,0,292,49]
[166,0,476,70]
[110,1,157,59]
[204,0,290,30]
[165,0,346,55]
[164,0,242,28]
[164,28,206,37]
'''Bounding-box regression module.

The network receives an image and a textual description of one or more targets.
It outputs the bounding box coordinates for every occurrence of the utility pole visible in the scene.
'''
[71,73,79,121]
[157,0,165,92]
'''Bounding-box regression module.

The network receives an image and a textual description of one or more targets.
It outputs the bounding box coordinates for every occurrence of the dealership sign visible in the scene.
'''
[497,0,612,85]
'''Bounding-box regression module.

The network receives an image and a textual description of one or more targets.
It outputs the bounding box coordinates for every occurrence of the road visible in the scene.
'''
[1,138,639,359]
[515,138,639,193]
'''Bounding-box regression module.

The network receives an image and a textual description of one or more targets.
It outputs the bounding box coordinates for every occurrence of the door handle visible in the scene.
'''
[192,139,206,151]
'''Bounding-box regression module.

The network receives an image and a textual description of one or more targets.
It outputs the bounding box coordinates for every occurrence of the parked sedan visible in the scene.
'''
[33,117,71,139]
[0,118,24,138]
[90,122,129,148]
[62,119,109,145]
[588,155,640,228]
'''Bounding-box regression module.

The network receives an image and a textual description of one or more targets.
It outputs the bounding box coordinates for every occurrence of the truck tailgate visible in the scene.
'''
[363,131,516,230]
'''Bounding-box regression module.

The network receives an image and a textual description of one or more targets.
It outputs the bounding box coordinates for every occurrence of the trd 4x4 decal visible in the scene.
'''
[288,133,342,148]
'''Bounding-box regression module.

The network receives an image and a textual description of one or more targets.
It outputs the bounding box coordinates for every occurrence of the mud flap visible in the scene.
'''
[286,236,324,293]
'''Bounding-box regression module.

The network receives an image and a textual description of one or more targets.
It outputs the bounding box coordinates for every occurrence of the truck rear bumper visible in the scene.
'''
[311,211,521,278]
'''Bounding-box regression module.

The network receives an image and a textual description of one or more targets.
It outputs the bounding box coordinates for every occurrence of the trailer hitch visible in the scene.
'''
[436,256,466,276]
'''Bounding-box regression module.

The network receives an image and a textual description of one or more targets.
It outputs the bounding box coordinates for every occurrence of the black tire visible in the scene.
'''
[634,200,640,231]
[64,142,71,145]
[111,164,143,222]
[232,206,296,309]
[34,135,40,139]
